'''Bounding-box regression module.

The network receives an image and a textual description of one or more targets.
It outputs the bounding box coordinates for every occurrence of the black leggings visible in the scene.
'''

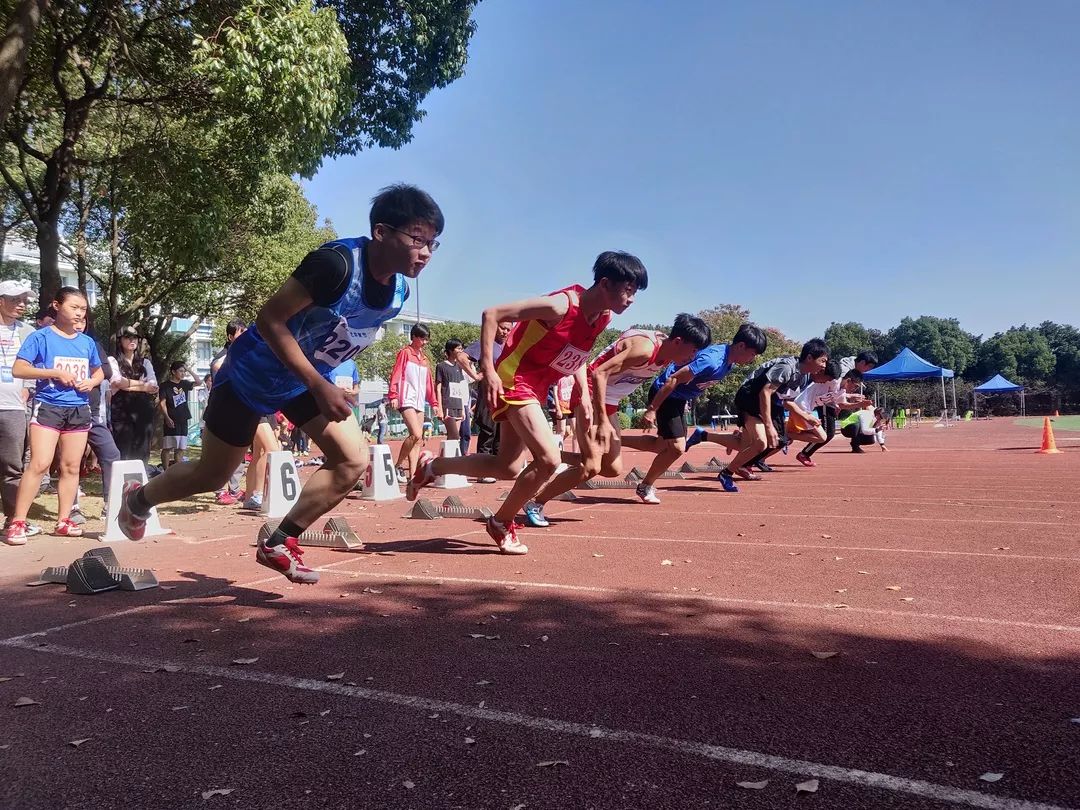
[802,406,837,457]
[841,424,875,450]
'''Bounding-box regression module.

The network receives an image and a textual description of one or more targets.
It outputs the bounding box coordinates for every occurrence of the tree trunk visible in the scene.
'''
[0,0,49,129]
[36,218,61,301]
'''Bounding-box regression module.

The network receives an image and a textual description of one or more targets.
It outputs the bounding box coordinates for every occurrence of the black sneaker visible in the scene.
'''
[753,461,774,473]
[851,446,866,454]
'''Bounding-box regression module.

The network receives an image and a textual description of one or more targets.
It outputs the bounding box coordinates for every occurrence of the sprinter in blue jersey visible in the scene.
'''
[620,323,767,502]
[117,185,444,584]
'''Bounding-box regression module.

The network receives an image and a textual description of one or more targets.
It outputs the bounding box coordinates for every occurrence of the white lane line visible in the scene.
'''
[315,571,1080,634]
[656,492,1080,511]
[0,638,1070,810]
[533,531,1080,563]
[0,530,481,645]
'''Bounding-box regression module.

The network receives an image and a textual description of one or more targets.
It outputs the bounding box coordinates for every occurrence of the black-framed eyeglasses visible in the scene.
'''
[381,223,440,252]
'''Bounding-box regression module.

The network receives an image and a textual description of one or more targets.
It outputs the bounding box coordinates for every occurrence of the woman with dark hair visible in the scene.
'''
[108,326,158,465]
[388,323,441,482]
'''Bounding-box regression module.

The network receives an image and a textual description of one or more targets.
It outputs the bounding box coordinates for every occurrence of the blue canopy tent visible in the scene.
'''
[862,348,957,423]
[972,373,1024,418]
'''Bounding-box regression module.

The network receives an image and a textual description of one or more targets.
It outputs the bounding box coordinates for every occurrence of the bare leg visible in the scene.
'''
[11,426,60,522]
[245,421,279,497]
[279,415,367,530]
[641,435,685,487]
[534,407,607,503]
[444,417,461,441]
[695,431,742,451]
[397,407,424,475]
[724,416,767,473]
[142,431,248,505]
[55,431,89,522]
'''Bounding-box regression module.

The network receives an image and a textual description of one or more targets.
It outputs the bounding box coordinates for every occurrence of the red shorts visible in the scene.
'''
[491,382,544,422]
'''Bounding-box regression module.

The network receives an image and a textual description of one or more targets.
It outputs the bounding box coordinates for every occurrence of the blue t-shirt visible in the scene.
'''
[650,344,732,402]
[331,359,360,389]
[16,327,102,407]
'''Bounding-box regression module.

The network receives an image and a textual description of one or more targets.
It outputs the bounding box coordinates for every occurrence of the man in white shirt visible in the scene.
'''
[0,280,36,536]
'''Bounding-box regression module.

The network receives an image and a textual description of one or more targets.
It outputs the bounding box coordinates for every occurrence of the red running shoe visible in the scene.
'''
[53,518,84,537]
[796,452,816,468]
[117,480,148,541]
[256,537,320,584]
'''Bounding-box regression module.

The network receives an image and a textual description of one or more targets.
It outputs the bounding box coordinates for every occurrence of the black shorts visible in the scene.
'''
[203,381,320,448]
[163,419,189,438]
[32,402,91,434]
[655,396,688,440]
[734,385,760,419]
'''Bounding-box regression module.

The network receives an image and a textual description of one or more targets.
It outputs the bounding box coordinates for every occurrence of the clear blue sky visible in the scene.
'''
[303,0,1080,341]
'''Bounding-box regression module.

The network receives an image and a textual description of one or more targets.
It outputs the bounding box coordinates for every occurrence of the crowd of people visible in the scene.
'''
[1,184,894,579]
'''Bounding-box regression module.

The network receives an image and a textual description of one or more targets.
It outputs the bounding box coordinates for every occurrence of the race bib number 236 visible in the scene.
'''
[548,344,589,376]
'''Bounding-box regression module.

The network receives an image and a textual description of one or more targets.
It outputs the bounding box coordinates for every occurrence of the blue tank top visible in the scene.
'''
[218,236,408,413]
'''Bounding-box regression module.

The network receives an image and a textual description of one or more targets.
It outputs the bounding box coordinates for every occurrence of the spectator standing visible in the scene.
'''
[435,339,479,446]
[210,321,245,504]
[388,323,441,481]
[109,326,158,465]
[375,397,389,445]
[0,280,36,535]
[465,319,513,481]
[5,288,103,544]
[159,361,198,469]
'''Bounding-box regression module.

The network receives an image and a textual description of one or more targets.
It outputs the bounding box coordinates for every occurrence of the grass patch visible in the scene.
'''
[1015,415,1080,432]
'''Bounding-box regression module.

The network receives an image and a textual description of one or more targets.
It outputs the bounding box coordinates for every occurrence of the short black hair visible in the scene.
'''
[800,338,829,362]
[226,319,246,339]
[592,251,648,290]
[169,360,186,373]
[370,184,444,235]
[444,338,463,356]
[410,322,430,340]
[843,369,863,382]
[732,323,767,355]
[35,305,54,322]
[54,286,86,306]
[855,351,879,367]
[822,359,841,380]
[668,314,711,349]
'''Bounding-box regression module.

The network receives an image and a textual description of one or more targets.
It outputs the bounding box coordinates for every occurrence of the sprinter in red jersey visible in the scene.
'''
[408,252,648,554]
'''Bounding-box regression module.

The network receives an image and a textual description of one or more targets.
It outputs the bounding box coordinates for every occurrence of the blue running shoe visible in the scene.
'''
[523,501,549,528]
[716,469,739,493]
[684,427,706,450]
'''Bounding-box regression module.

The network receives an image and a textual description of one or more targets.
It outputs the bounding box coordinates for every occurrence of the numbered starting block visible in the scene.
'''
[256,517,364,552]
[359,444,403,501]
[405,495,493,521]
[432,440,469,489]
[262,451,301,519]
[627,466,685,480]
[28,547,158,594]
[101,460,172,542]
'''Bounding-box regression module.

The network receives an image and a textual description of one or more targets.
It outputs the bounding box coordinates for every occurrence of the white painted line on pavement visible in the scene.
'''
[0,637,1071,810]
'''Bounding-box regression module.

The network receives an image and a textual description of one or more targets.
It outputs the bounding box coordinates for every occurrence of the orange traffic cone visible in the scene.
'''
[1036,416,1062,454]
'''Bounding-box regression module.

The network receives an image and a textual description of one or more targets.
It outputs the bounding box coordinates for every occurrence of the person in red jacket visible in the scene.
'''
[388,323,441,482]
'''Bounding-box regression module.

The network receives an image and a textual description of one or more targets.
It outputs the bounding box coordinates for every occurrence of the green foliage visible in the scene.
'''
[885,316,978,376]
[824,321,888,359]
[355,330,407,385]
[421,320,482,368]
[0,257,35,283]
[590,327,622,361]
[315,0,480,155]
[617,411,631,430]
[973,327,1055,385]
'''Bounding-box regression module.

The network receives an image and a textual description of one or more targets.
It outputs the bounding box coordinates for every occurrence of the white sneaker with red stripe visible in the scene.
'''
[406,450,437,501]
[53,518,83,537]
[256,537,320,584]
[3,520,28,546]
[485,517,528,555]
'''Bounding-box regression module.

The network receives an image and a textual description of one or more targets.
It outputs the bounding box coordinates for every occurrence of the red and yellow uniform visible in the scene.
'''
[571,328,665,417]
[493,285,612,420]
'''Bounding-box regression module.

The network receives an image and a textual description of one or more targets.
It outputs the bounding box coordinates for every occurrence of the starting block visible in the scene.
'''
[100,460,172,542]
[262,450,301,519]
[256,517,364,552]
[359,444,404,501]
[628,467,685,480]
[406,496,493,521]
[577,477,638,490]
[680,460,723,474]
[28,547,158,594]
[433,440,469,489]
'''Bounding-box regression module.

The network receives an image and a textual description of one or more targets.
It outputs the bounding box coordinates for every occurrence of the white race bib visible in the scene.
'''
[314,318,378,366]
[54,356,89,382]
[334,375,354,390]
[549,345,589,376]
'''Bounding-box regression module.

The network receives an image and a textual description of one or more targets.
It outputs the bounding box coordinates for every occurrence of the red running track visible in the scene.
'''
[1,419,1078,809]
